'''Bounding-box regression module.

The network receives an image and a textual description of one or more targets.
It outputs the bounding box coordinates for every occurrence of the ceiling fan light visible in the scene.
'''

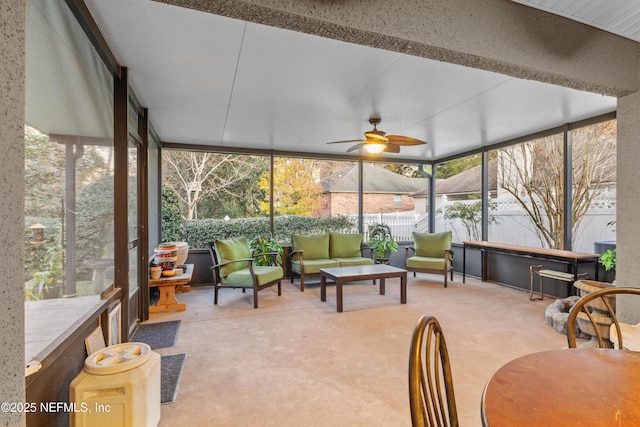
[364,142,386,154]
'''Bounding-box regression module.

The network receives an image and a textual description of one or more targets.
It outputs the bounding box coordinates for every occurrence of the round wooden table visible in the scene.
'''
[481,349,640,427]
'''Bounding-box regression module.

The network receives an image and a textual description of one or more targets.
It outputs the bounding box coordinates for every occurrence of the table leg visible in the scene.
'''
[150,284,186,313]
[380,278,386,295]
[463,245,466,284]
[321,274,327,302]
[400,273,407,304]
[336,279,343,313]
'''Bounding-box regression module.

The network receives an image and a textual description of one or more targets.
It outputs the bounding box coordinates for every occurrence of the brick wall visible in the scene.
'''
[322,192,416,216]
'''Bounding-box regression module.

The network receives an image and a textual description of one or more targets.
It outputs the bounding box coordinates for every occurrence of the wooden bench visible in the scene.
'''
[529,265,588,301]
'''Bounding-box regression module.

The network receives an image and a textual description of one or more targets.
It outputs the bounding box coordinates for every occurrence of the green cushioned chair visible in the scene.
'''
[289,232,374,291]
[208,237,283,308]
[405,231,454,287]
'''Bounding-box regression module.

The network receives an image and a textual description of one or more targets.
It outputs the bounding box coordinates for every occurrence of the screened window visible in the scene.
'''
[24,0,114,363]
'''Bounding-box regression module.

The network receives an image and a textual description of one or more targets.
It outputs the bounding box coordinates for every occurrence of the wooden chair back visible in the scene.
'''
[567,287,640,349]
[409,315,459,427]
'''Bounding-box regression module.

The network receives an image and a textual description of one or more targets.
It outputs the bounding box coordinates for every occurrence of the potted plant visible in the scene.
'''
[249,235,283,266]
[600,248,616,277]
[368,223,398,264]
[599,220,616,283]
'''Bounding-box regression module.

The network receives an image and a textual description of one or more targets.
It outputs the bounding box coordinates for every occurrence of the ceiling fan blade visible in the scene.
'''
[386,135,427,146]
[326,139,366,144]
[346,143,365,153]
[364,131,389,142]
[383,144,400,153]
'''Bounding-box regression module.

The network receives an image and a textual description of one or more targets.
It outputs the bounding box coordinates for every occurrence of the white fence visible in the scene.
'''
[357,213,429,242]
[353,196,616,253]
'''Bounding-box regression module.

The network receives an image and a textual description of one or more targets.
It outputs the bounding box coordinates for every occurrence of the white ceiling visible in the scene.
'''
[512,0,640,43]
[84,0,618,162]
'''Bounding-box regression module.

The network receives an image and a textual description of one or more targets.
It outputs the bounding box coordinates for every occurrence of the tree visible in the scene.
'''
[25,127,65,217]
[441,200,498,242]
[497,121,616,249]
[436,154,482,179]
[162,151,266,220]
[260,158,325,216]
[385,163,421,177]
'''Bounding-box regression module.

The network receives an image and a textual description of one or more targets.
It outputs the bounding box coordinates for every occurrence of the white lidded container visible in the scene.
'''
[70,342,161,427]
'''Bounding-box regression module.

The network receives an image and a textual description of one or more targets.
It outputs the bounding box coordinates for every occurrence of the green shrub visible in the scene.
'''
[184,215,356,249]
[162,184,185,242]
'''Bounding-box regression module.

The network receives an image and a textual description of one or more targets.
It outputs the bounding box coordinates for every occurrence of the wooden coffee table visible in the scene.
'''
[320,264,407,312]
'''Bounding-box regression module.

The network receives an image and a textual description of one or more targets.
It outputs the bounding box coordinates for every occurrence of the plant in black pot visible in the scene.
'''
[600,248,616,283]
[249,235,283,266]
[368,223,398,264]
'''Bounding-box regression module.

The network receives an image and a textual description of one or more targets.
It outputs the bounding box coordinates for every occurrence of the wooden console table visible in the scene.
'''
[462,241,599,291]
[149,264,193,313]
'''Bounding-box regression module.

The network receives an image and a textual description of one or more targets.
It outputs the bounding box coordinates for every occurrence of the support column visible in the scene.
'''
[0,0,27,425]
[616,91,640,323]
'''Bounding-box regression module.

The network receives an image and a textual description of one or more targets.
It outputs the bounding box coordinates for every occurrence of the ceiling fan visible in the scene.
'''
[326,117,427,154]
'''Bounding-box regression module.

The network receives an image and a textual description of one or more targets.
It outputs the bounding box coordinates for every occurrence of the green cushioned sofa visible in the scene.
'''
[208,237,283,308]
[405,231,454,287]
[289,232,374,291]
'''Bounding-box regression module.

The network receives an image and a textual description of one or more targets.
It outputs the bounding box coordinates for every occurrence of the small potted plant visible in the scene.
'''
[249,235,283,266]
[599,220,616,283]
[368,223,398,264]
[600,248,616,284]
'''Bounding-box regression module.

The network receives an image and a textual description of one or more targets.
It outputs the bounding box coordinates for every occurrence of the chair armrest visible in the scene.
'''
[210,258,255,270]
[288,249,304,261]
[405,246,416,258]
[361,246,374,259]
[445,249,453,260]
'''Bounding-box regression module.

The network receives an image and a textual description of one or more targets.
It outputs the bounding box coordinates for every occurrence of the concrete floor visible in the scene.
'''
[149,273,567,427]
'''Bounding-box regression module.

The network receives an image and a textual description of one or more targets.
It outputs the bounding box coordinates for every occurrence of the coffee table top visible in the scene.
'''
[320,264,407,278]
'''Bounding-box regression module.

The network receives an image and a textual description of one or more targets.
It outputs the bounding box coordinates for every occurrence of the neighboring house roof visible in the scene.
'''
[322,163,427,194]
[411,159,498,198]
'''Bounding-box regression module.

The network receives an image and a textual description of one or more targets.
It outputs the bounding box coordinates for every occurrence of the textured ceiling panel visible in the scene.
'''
[85,0,617,161]
[512,0,640,42]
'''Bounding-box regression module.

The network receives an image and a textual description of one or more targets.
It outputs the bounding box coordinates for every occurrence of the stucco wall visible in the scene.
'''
[0,0,26,425]
[616,90,640,322]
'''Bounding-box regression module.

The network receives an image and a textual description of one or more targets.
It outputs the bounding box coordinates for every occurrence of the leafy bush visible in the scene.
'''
[184,215,356,249]
[24,217,62,283]
[162,184,185,242]
[76,176,115,279]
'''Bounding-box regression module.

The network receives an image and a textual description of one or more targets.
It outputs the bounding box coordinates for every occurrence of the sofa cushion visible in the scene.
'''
[215,237,251,278]
[292,234,330,260]
[334,257,375,267]
[406,256,447,271]
[413,231,452,258]
[329,233,363,259]
[291,259,340,275]
[221,265,283,287]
